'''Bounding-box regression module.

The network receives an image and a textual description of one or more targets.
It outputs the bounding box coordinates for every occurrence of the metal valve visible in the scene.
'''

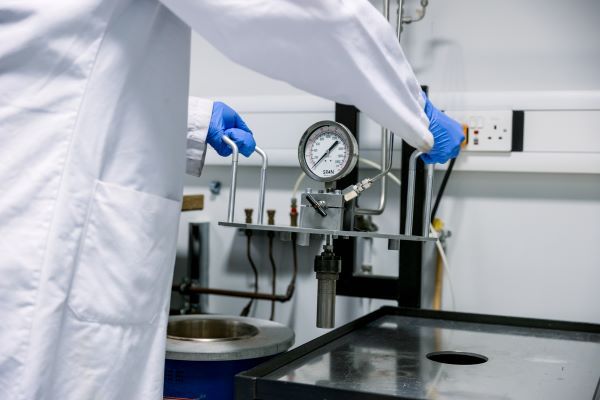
[305,193,328,217]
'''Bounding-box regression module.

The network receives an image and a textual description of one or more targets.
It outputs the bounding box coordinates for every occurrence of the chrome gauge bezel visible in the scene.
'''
[298,121,359,183]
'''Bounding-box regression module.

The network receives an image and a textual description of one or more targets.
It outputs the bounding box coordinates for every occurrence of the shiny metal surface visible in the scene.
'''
[217,222,437,242]
[422,163,434,237]
[222,136,239,223]
[316,277,336,329]
[405,150,434,238]
[166,315,294,362]
[167,318,259,342]
[266,314,600,399]
[222,138,267,224]
[355,128,393,216]
[299,192,345,231]
[404,149,422,236]
[254,146,268,225]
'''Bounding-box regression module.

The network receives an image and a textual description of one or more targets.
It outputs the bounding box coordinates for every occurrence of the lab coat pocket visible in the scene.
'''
[68,180,180,325]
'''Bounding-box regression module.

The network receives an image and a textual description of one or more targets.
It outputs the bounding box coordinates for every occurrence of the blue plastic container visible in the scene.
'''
[164,315,294,400]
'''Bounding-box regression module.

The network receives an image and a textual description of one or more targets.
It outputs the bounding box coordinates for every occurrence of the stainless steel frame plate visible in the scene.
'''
[218,222,436,242]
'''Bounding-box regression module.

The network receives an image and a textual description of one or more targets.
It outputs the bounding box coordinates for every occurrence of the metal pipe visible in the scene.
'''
[254,146,268,224]
[175,284,294,303]
[222,136,239,223]
[353,0,398,216]
[354,129,392,215]
[422,163,434,237]
[370,134,395,182]
[173,236,299,307]
[404,150,422,236]
[403,0,429,24]
[397,0,405,37]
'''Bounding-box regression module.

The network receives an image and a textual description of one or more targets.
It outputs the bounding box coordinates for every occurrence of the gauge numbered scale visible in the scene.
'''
[298,121,359,183]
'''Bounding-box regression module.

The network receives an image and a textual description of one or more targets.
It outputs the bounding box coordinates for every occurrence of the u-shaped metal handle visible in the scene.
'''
[254,147,268,224]
[405,149,434,238]
[222,136,268,224]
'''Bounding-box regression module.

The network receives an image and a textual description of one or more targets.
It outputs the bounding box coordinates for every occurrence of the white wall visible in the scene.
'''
[178,0,600,346]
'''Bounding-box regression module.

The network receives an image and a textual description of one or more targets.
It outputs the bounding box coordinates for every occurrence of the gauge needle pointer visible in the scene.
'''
[313,140,339,168]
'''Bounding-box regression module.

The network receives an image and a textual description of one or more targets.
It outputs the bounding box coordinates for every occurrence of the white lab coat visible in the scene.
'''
[0,0,431,399]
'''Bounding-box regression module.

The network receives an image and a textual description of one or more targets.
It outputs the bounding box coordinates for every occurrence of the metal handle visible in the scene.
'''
[222,136,239,223]
[254,146,268,224]
[222,137,268,224]
[404,150,434,238]
[306,193,328,217]
[422,163,434,237]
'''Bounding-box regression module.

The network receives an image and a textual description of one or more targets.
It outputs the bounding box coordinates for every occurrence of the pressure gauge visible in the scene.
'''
[298,121,359,183]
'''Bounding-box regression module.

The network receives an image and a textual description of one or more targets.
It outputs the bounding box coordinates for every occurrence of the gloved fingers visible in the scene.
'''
[449,146,461,159]
[209,133,233,157]
[225,128,256,157]
[420,153,435,164]
[234,112,251,133]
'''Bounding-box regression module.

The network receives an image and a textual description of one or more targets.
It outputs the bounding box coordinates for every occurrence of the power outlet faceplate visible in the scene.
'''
[445,110,513,152]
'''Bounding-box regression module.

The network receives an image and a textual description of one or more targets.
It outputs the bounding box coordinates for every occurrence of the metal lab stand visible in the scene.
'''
[218,139,436,246]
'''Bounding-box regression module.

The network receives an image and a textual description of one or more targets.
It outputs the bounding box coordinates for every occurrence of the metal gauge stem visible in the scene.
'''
[298,121,359,183]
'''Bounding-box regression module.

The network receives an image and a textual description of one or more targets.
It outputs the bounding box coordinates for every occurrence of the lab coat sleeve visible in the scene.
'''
[160,0,433,151]
[186,97,214,177]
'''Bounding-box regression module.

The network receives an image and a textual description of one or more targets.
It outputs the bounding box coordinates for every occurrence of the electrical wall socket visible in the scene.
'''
[445,110,513,152]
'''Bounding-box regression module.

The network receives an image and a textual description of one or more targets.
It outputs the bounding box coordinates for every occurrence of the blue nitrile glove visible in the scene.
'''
[421,93,464,164]
[207,101,256,157]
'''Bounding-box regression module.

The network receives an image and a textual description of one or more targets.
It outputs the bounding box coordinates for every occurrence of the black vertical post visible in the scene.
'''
[398,142,424,307]
[334,104,402,300]
[188,224,201,309]
[333,104,359,292]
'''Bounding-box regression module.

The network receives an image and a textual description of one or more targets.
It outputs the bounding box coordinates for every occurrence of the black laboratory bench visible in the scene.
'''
[235,307,600,400]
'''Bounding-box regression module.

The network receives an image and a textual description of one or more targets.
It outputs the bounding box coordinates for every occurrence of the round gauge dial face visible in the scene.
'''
[300,123,357,182]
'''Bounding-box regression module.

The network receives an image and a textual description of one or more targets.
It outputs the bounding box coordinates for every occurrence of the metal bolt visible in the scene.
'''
[267,209,276,225]
[244,208,253,224]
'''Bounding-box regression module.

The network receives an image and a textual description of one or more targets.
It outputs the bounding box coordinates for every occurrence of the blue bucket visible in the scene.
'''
[164,315,294,400]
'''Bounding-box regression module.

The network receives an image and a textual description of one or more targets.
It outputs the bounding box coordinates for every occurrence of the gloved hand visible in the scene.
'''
[207,101,256,157]
[421,93,464,164]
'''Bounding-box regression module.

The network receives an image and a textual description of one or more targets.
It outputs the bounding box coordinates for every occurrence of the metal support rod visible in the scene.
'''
[404,150,435,237]
[353,0,399,216]
[404,150,422,236]
[369,134,395,183]
[254,146,268,225]
[422,163,434,237]
[355,129,392,215]
[397,0,405,36]
[222,136,239,223]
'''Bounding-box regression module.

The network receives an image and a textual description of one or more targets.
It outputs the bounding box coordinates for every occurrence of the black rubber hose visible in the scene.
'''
[431,157,456,222]
[287,234,298,298]
[268,234,277,320]
[240,233,259,317]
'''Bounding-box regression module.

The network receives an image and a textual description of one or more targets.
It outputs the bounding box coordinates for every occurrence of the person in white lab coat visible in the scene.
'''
[0,0,463,399]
